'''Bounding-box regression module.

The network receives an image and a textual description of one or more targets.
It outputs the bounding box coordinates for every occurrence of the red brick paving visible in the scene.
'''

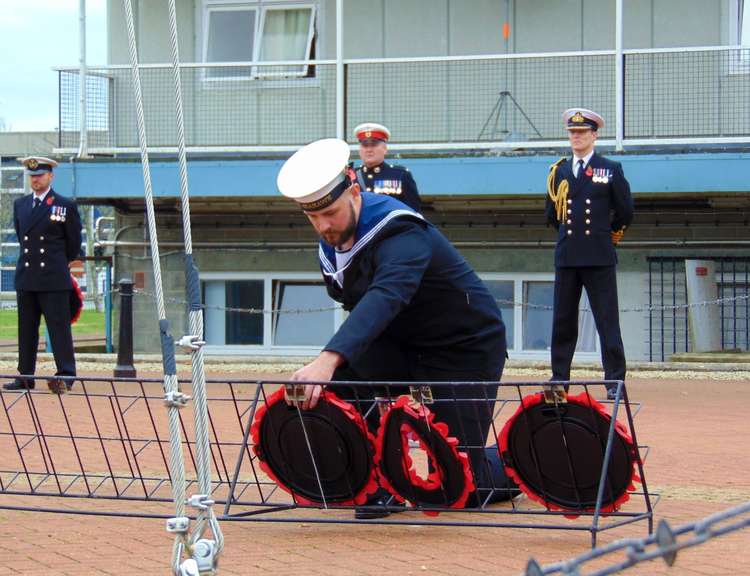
[0,375,748,575]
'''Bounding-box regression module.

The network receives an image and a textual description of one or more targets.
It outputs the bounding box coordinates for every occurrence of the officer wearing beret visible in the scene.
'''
[545,109,634,399]
[278,139,516,518]
[4,157,82,394]
[353,122,421,211]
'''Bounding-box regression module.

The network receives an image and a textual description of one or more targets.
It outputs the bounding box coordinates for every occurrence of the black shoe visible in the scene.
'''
[354,496,406,520]
[47,378,72,395]
[3,379,34,391]
[607,387,619,401]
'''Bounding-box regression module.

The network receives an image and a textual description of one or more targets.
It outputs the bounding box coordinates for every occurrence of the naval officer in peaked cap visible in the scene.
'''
[545,109,634,399]
[278,138,516,518]
[353,122,421,211]
[4,156,82,394]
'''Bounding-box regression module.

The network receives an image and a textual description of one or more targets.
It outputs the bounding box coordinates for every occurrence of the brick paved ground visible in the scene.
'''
[0,370,748,576]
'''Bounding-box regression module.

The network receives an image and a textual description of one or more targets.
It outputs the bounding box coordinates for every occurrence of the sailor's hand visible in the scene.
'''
[284,383,323,411]
[287,351,344,409]
[611,228,625,245]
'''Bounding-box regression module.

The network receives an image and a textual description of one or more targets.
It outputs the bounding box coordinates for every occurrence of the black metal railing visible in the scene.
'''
[647,256,750,361]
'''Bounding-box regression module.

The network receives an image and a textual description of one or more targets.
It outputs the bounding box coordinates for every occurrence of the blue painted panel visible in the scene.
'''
[54,152,750,200]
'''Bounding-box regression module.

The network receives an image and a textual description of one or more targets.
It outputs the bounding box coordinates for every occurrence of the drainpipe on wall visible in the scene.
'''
[615,0,624,151]
[78,0,90,159]
[335,0,344,140]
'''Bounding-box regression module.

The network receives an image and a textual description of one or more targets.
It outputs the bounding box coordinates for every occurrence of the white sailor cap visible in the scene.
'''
[277,138,354,212]
[353,122,390,143]
[19,156,59,175]
[563,108,604,131]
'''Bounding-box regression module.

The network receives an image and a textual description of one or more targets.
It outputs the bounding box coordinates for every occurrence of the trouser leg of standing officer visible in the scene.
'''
[38,290,76,377]
[551,267,583,381]
[582,266,626,389]
[16,291,42,387]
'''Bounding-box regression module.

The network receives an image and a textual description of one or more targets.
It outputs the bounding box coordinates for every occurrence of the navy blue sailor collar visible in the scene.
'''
[318,192,424,284]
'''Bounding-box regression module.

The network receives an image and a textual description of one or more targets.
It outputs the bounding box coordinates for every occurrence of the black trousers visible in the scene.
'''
[327,336,514,506]
[551,266,626,383]
[17,290,76,381]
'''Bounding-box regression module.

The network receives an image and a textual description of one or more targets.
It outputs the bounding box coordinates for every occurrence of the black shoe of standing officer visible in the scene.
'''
[3,379,35,391]
[47,378,73,395]
[354,491,406,520]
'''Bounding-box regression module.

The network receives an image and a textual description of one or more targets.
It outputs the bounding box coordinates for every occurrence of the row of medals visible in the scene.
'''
[374,180,403,195]
[591,168,610,184]
[50,206,67,222]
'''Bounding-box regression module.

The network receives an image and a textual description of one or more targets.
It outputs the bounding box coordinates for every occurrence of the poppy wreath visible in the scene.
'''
[70,275,84,325]
[374,395,474,516]
[251,387,380,507]
[498,391,640,518]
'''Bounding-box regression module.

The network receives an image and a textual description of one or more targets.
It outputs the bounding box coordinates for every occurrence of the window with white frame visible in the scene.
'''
[203,279,265,344]
[200,273,598,355]
[522,281,554,351]
[484,276,597,355]
[201,275,337,349]
[484,280,515,347]
[272,280,335,345]
[202,1,316,79]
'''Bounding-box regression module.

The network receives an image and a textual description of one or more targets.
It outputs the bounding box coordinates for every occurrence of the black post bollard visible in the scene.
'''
[114,278,137,378]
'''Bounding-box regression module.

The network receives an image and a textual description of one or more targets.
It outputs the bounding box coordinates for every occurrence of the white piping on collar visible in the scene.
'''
[319,209,423,286]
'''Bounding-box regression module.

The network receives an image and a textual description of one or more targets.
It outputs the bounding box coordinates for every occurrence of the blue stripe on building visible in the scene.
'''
[54,153,750,200]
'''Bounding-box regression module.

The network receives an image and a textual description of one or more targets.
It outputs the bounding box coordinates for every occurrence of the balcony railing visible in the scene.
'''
[56,46,750,153]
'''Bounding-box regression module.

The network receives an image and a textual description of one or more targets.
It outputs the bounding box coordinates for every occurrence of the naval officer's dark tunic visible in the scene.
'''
[545,152,634,384]
[14,189,82,382]
[355,162,421,212]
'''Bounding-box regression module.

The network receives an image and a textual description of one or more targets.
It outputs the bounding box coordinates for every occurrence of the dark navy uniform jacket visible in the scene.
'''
[14,189,82,291]
[545,152,633,268]
[320,193,505,373]
[355,162,421,212]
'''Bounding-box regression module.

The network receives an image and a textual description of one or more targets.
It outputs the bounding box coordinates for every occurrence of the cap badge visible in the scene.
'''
[571,112,585,124]
[365,131,372,138]
[27,159,39,170]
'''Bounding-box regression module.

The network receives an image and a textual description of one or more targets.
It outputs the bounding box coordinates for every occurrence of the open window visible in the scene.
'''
[202,1,316,80]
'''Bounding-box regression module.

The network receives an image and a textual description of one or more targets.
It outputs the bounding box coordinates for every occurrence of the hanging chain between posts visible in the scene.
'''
[127,288,749,316]
[496,293,750,313]
[1,289,745,316]
[525,501,750,576]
